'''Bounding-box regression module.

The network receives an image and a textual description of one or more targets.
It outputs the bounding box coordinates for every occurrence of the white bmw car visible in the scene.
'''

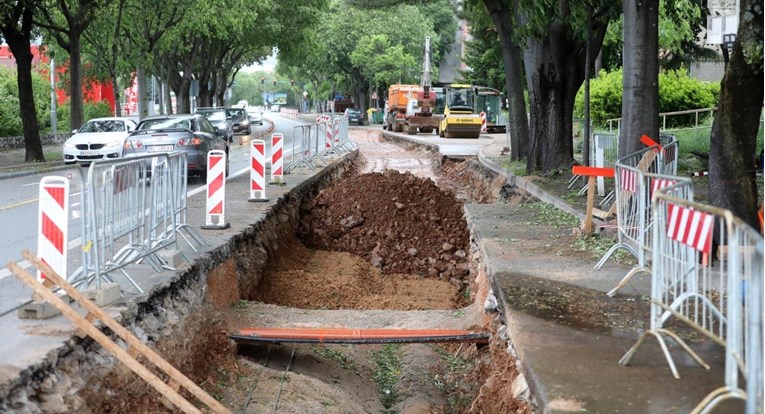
[63,117,138,165]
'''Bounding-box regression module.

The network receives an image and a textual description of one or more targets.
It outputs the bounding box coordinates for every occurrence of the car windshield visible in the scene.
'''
[202,111,226,122]
[78,120,125,133]
[137,118,193,131]
[226,109,245,118]
[348,110,361,115]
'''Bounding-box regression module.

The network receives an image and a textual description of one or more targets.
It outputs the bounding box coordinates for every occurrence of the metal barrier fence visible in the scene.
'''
[692,213,764,414]
[619,180,764,410]
[1,152,204,315]
[168,153,208,253]
[286,123,325,172]
[71,153,202,293]
[285,116,354,174]
[595,143,691,296]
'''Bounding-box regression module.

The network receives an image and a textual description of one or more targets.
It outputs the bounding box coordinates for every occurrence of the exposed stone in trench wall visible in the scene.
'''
[0,153,358,412]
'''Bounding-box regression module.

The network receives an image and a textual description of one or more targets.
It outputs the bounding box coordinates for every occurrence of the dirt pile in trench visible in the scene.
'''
[251,235,464,309]
[298,169,471,283]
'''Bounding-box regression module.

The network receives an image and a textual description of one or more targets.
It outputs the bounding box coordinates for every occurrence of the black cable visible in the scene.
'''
[240,344,272,414]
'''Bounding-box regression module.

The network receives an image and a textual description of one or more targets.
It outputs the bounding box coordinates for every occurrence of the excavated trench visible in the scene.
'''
[1,130,530,413]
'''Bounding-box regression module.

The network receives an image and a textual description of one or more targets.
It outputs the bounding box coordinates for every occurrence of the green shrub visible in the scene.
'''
[57,100,113,132]
[575,68,721,127]
[0,66,53,136]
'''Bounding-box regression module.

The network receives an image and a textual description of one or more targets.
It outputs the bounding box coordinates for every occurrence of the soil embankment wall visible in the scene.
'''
[0,153,358,412]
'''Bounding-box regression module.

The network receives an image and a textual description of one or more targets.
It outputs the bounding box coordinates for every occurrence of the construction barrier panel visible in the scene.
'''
[270,133,284,183]
[595,142,692,296]
[77,154,182,292]
[480,111,487,132]
[286,123,324,172]
[167,153,208,253]
[37,176,69,282]
[202,150,229,230]
[691,210,764,414]
[249,140,268,202]
[620,179,763,404]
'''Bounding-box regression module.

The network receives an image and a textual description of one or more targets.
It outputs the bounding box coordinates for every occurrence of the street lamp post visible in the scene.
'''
[50,56,57,135]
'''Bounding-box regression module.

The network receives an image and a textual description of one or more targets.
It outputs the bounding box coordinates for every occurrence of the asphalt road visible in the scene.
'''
[0,113,308,282]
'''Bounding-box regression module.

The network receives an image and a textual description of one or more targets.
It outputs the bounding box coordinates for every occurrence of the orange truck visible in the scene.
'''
[383,84,439,135]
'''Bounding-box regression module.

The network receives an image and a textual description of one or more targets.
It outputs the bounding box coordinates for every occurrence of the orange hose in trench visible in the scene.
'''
[237,327,488,344]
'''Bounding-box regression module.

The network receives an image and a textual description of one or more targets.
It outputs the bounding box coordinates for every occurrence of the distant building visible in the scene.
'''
[0,43,116,114]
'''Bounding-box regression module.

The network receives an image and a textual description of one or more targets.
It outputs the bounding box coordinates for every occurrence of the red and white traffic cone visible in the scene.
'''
[201,150,230,230]
[37,176,69,282]
[249,139,269,202]
[270,133,284,184]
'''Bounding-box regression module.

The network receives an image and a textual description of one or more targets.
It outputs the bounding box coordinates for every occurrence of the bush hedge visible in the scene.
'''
[575,68,720,128]
[0,66,114,136]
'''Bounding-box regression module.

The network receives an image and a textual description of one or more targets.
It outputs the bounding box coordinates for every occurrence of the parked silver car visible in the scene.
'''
[63,117,137,164]
[195,107,234,142]
[123,114,229,178]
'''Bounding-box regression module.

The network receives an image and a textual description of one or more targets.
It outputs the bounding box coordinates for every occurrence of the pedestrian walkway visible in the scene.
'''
[384,129,741,413]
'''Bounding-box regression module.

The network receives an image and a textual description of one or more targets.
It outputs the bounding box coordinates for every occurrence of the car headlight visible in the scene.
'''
[64,141,76,149]
[241,120,250,126]
[107,139,123,147]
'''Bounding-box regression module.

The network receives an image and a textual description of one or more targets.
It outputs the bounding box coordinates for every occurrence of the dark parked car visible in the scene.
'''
[344,108,364,125]
[123,114,229,178]
[226,107,251,135]
[195,107,234,142]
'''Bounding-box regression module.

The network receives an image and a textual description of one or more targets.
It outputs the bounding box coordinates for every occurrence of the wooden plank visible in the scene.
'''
[8,261,204,414]
[591,208,613,220]
[20,251,231,414]
[76,312,96,338]
[634,150,658,174]
[582,176,596,234]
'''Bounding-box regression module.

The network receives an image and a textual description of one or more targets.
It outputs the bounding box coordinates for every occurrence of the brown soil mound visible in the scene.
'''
[298,170,471,281]
[252,237,463,309]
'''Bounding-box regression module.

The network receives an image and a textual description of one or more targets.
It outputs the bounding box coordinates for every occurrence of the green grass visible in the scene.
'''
[571,234,637,266]
[311,346,360,375]
[432,346,472,413]
[43,150,63,162]
[498,159,527,176]
[521,201,580,228]
[372,345,403,410]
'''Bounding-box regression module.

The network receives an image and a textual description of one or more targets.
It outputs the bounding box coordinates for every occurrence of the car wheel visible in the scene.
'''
[247,127,252,135]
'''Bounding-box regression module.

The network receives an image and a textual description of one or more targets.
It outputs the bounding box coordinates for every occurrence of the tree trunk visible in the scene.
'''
[523,38,575,173]
[485,0,529,160]
[176,78,190,114]
[163,75,173,114]
[137,68,148,120]
[4,17,44,162]
[69,31,84,129]
[111,73,121,117]
[709,0,763,228]
[619,0,659,157]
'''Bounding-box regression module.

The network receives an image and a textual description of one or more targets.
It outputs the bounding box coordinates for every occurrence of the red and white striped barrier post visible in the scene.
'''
[334,118,341,144]
[249,139,269,202]
[270,133,284,184]
[201,150,230,230]
[324,116,332,149]
[37,176,69,282]
[480,111,487,133]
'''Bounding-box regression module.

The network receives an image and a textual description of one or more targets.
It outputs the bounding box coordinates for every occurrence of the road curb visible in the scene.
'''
[0,163,76,180]
[476,142,602,227]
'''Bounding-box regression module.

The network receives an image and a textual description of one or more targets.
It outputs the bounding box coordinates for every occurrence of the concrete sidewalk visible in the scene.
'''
[384,129,739,413]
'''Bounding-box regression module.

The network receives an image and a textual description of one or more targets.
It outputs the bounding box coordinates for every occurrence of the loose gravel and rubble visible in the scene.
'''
[210,128,530,413]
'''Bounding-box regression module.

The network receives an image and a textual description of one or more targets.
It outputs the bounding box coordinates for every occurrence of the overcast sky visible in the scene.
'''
[242,53,277,73]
